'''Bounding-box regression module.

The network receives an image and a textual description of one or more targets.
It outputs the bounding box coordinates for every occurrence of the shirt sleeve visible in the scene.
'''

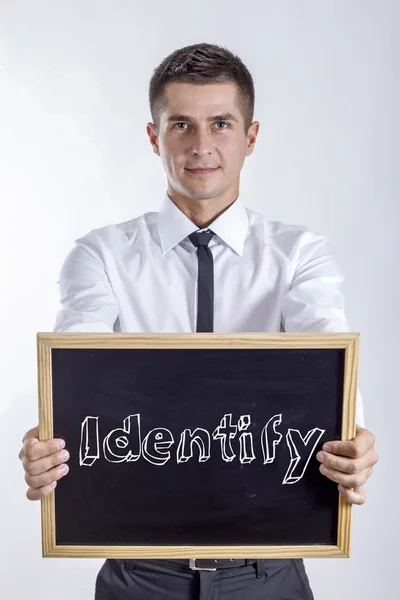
[53,233,119,333]
[281,229,365,428]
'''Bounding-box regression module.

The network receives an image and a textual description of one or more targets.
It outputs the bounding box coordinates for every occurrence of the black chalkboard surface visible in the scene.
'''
[37,332,359,559]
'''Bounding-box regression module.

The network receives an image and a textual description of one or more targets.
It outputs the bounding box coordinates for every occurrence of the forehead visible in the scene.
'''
[162,81,240,119]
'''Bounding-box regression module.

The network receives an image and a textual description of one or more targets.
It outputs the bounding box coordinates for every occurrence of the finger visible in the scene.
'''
[323,427,375,459]
[322,439,359,458]
[22,426,39,444]
[319,464,373,488]
[26,481,57,501]
[22,448,70,476]
[316,448,376,475]
[25,461,69,489]
[19,426,40,460]
[338,485,366,505]
[23,437,66,462]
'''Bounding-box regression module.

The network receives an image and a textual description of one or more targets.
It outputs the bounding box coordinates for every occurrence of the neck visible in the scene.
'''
[167,185,240,229]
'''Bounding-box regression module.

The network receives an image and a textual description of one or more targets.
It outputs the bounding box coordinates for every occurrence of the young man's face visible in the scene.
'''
[147,81,259,204]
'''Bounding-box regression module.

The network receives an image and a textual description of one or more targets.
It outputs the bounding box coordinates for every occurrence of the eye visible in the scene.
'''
[173,122,229,130]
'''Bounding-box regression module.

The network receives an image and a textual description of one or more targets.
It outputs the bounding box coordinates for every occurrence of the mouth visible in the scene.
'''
[186,167,219,175]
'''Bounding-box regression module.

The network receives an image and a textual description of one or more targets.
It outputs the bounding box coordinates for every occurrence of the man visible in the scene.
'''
[19,42,378,599]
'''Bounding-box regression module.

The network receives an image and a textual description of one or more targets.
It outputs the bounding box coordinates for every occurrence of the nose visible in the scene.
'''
[190,130,213,157]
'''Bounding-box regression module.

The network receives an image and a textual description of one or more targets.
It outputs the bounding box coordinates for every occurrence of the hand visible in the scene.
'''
[18,425,70,500]
[316,425,378,505]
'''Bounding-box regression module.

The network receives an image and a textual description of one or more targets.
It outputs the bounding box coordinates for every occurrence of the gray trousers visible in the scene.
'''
[94,558,314,599]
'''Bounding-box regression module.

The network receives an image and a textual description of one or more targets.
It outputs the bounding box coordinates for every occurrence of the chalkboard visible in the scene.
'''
[37,332,359,559]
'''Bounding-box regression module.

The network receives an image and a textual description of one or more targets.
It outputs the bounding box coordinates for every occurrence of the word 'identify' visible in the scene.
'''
[79,413,325,485]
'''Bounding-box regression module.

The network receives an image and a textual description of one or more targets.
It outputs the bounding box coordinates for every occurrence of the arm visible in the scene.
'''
[20,232,119,500]
[53,233,118,333]
[281,229,378,503]
[281,229,365,427]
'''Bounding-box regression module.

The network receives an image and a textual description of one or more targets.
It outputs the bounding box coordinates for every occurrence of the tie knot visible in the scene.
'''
[188,229,214,248]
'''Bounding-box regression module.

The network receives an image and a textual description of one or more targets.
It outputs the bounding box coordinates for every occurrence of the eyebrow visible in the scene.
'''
[167,113,238,123]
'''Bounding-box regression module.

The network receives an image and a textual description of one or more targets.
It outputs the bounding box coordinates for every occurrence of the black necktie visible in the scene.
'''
[188,229,215,332]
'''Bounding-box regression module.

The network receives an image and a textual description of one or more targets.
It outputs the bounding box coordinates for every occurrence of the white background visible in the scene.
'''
[0,1,398,598]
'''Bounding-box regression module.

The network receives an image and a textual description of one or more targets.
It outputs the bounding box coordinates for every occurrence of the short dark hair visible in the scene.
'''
[149,42,255,133]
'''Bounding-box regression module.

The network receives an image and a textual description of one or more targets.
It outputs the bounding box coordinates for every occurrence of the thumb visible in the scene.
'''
[22,425,39,444]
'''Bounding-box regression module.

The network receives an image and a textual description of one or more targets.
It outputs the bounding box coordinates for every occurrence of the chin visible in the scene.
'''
[189,189,222,201]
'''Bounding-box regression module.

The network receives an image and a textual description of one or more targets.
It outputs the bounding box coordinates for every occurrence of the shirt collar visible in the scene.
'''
[157,191,249,256]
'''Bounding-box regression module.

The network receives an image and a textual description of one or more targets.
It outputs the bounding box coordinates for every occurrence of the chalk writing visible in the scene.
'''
[79,413,325,485]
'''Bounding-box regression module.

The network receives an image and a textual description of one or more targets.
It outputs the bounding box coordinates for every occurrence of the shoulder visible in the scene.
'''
[245,206,333,260]
[72,210,158,257]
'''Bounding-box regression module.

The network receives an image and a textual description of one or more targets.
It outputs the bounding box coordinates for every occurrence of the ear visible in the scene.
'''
[147,122,160,156]
[246,121,260,156]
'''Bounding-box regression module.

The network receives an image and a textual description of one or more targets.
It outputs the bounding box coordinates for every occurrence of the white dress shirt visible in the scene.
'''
[54,191,365,426]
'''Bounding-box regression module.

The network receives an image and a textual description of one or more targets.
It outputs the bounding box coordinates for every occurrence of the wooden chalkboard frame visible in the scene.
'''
[37,332,359,559]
